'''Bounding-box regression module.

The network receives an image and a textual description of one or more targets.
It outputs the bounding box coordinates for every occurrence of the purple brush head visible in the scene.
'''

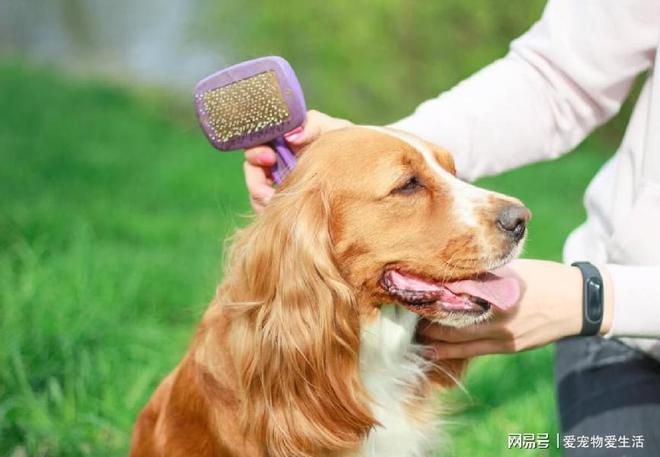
[194,56,306,184]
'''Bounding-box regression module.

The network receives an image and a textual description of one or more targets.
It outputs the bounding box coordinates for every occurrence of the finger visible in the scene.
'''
[283,126,304,144]
[285,110,352,152]
[427,339,512,359]
[244,162,275,211]
[245,145,276,166]
[250,197,265,213]
[291,110,324,145]
[243,160,273,190]
[249,187,274,213]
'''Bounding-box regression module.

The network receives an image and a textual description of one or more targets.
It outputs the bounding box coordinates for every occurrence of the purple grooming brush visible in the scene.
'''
[194,56,306,184]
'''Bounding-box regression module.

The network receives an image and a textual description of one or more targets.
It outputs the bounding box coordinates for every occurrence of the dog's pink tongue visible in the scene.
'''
[444,273,520,310]
[389,271,443,292]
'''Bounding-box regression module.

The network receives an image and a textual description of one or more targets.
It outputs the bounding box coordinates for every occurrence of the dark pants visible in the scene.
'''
[555,336,660,456]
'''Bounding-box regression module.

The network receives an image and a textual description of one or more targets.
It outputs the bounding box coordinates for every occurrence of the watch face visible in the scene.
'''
[585,278,603,323]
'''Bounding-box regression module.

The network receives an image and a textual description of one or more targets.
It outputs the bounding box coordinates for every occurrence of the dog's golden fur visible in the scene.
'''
[130,127,524,457]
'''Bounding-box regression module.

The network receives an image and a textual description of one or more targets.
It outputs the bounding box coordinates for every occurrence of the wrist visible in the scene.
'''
[562,264,584,337]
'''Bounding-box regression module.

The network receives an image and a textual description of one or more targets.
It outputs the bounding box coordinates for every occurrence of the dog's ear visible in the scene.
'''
[223,179,374,457]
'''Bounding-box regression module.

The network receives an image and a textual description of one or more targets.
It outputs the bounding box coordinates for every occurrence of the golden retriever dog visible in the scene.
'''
[130,126,529,457]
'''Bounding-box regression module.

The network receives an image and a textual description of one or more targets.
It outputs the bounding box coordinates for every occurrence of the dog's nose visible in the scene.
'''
[496,204,530,242]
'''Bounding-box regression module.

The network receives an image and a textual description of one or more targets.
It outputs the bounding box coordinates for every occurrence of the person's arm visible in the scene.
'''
[391,0,659,182]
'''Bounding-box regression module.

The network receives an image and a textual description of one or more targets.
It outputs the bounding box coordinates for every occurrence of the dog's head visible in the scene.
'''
[282,126,528,326]
[224,126,528,456]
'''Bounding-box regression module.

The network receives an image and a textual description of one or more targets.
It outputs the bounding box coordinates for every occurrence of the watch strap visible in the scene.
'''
[571,261,604,336]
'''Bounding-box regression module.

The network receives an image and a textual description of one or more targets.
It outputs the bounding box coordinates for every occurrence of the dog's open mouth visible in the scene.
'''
[380,269,520,314]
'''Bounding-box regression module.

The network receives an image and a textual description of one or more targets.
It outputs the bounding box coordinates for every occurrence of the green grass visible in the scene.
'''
[0,61,607,456]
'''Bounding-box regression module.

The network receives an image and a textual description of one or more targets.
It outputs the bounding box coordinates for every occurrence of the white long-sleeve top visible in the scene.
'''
[391,0,660,358]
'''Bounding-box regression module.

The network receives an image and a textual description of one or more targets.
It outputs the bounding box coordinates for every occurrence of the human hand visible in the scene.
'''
[417,259,614,359]
[243,110,352,212]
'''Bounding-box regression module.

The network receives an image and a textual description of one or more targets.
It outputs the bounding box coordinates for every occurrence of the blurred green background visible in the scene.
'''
[0,0,632,456]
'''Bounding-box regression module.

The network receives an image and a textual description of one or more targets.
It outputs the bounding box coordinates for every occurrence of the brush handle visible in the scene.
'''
[269,136,297,185]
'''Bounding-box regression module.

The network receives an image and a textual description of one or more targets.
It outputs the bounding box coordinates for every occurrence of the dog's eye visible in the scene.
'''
[395,176,424,194]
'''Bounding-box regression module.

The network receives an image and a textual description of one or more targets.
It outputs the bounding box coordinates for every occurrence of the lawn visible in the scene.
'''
[0,61,607,456]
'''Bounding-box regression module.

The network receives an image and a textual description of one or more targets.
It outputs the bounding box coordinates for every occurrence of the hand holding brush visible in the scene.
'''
[244,110,352,211]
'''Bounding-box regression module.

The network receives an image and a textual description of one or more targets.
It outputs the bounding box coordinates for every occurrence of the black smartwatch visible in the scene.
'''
[571,261,604,336]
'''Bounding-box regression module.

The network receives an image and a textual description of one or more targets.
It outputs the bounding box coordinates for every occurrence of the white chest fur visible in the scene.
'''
[359,305,439,457]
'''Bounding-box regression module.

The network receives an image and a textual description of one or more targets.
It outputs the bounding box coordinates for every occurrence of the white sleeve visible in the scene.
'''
[604,264,660,338]
[390,0,659,181]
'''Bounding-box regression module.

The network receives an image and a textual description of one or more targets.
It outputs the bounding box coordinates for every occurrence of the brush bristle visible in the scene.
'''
[198,70,290,143]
